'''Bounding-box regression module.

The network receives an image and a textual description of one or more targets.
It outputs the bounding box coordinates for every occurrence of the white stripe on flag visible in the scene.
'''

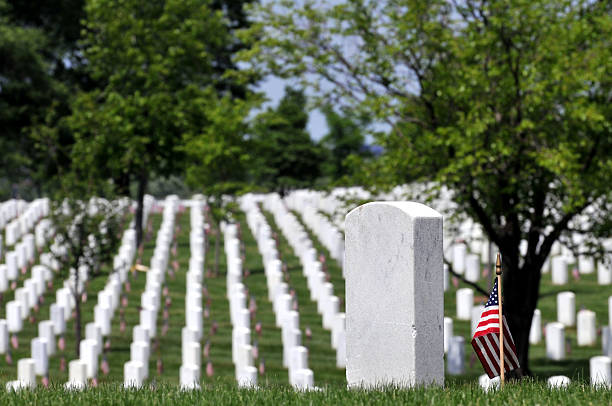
[482,334,501,372]
[476,336,497,375]
[503,325,520,368]
[478,314,501,324]
[491,333,516,371]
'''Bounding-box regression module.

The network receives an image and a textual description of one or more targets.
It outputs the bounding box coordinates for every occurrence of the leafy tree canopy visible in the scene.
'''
[250,87,323,195]
[242,0,612,373]
[319,105,372,183]
[68,0,258,246]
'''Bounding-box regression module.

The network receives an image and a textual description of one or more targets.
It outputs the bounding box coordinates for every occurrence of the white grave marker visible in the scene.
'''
[557,291,576,327]
[345,202,443,388]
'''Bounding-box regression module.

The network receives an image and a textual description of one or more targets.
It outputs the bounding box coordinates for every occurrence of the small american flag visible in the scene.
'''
[471,278,520,378]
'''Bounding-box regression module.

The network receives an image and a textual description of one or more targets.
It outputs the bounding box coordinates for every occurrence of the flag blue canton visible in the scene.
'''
[485,279,499,307]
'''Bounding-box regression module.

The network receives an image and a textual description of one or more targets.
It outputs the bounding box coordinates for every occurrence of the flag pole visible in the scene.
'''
[496,253,505,386]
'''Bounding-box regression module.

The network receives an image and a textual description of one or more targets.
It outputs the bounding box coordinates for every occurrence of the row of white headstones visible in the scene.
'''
[2,193,337,390]
[0,199,59,389]
[241,195,315,389]
[2,192,611,389]
[178,199,206,389]
[0,197,144,389]
[123,196,178,388]
[449,241,612,286]
[285,188,612,389]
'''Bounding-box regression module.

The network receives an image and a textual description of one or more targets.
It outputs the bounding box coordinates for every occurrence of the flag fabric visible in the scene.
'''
[471,278,520,378]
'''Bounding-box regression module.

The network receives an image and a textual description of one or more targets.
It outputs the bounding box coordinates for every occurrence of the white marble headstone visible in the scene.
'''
[345,202,443,388]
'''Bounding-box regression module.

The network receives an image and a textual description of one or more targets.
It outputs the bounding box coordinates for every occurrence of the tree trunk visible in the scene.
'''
[135,171,148,250]
[114,171,131,196]
[75,292,82,357]
[501,253,543,376]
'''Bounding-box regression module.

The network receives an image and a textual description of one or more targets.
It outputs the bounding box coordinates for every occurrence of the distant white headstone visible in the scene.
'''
[546,322,565,361]
[590,356,611,388]
[551,257,568,285]
[456,288,473,320]
[465,254,480,283]
[597,262,611,285]
[237,366,257,388]
[443,317,453,354]
[447,336,465,375]
[578,256,594,274]
[577,310,596,346]
[66,360,87,390]
[336,329,346,368]
[124,361,144,388]
[557,291,576,327]
[31,337,48,376]
[548,375,570,389]
[529,309,542,344]
[0,320,8,354]
[452,244,466,275]
[180,364,201,390]
[602,327,611,357]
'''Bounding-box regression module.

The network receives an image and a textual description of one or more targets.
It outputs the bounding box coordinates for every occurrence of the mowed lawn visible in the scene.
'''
[0,380,609,405]
[0,204,610,403]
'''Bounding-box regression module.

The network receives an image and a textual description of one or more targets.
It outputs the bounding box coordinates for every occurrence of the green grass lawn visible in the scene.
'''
[0,200,610,402]
[0,380,609,405]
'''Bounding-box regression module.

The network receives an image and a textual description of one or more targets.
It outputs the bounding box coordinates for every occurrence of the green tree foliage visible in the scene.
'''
[0,0,68,198]
[209,0,259,98]
[68,0,254,247]
[319,105,372,182]
[251,87,323,195]
[6,0,87,82]
[243,0,612,373]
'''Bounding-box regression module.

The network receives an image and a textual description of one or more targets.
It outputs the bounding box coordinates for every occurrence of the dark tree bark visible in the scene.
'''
[135,170,148,249]
[114,171,131,196]
[502,256,542,376]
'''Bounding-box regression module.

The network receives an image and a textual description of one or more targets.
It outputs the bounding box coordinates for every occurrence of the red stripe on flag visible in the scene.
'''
[480,308,499,318]
[474,326,500,337]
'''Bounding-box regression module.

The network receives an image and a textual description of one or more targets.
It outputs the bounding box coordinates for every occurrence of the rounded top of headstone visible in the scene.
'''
[346,201,442,222]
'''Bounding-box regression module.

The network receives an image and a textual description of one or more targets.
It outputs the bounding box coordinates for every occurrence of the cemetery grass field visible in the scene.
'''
[0,207,610,403]
[0,380,609,405]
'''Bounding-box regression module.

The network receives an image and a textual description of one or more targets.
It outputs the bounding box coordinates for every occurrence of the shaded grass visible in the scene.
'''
[261,208,345,387]
[234,212,288,386]
[289,210,345,311]
[153,206,188,383]
[199,211,234,386]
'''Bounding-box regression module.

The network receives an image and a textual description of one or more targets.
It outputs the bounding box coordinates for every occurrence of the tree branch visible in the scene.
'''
[444,258,489,296]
